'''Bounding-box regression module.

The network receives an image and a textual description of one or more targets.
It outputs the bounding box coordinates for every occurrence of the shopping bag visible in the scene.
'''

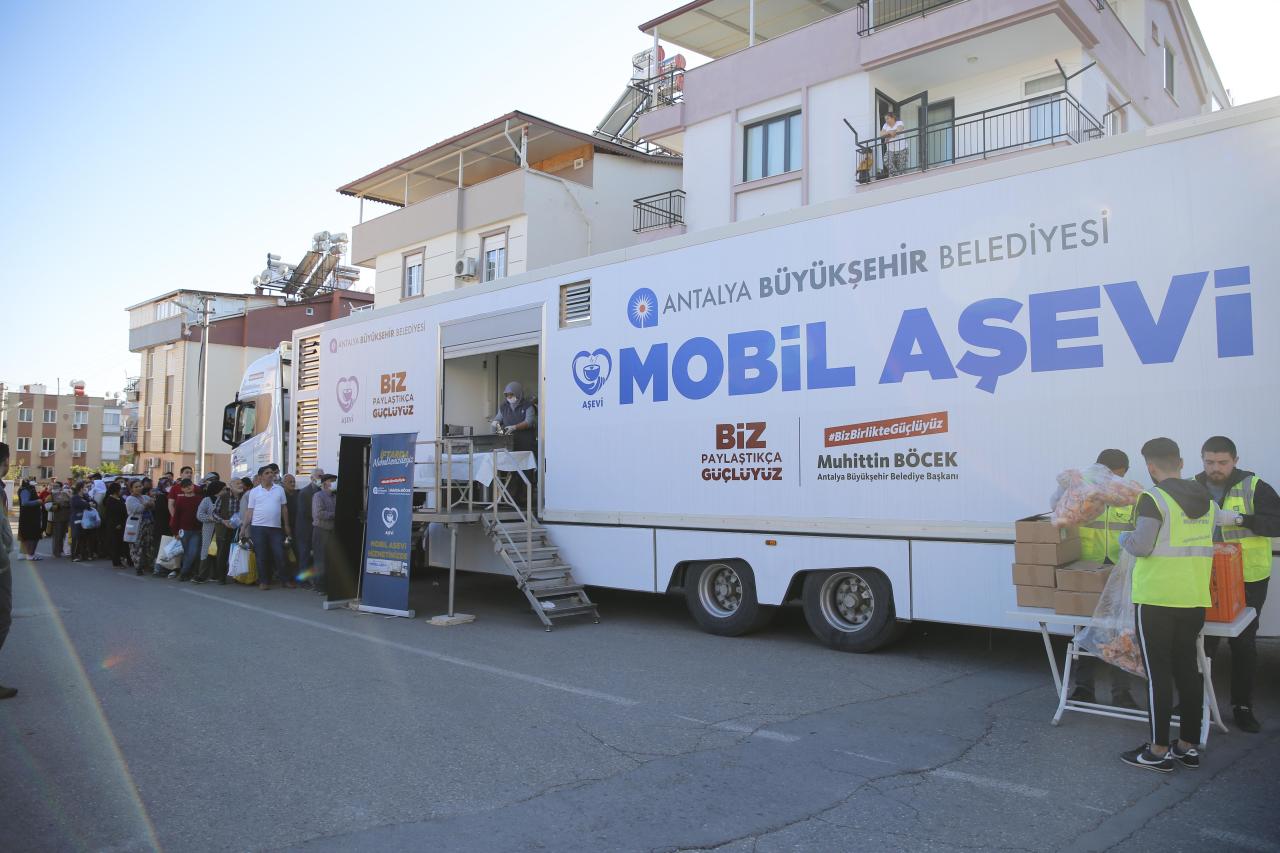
[229,544,258,585]
[123,517,140,543]
[155,535,183,569]
[207,537,218,558]
[81,506,101,530]
[1076,552,1145,678]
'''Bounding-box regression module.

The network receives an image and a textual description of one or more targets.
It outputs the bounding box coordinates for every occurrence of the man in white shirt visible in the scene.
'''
[879,110,908,177]
[240,465,293,589]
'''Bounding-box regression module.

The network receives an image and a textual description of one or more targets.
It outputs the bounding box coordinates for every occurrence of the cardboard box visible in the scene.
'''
[1053,590,1101,617]
[1016,585,1057,609]
[1055,561,1112,593]
[1014,537,1082,567]
[1015,514,1079,545]
[1012,563,1057,587]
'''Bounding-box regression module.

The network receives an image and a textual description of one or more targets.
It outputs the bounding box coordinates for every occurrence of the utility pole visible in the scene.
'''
[195,295,212,479]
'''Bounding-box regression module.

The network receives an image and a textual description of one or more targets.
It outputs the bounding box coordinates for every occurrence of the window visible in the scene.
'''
[403,251,424,298]
[41,438,55,453]
[43,409,57,423]
[39,467,53,480]
[15,437,29,452]
[155,300,180,320]
[103,411,120,429]
[74,410,89,428]
[164,375,174,431]
[1025,73,1064,142]
[481,232,507,283]
[73,438,87,455]
[1105,99,1127,136]
[560,281,592,327]
[1163,44,1176,96]
[743,111,802,181]
[18,408,31,422]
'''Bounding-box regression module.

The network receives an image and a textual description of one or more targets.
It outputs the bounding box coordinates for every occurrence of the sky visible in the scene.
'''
[0,0,1276,400]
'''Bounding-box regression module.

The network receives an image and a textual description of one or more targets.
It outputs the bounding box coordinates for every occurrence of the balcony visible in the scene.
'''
[855,92,1102,184]
[856,0,966,35]
[633,190,686,233]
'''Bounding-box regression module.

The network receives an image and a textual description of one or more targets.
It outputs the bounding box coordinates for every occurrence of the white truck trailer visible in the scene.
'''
[268,99,1277,650]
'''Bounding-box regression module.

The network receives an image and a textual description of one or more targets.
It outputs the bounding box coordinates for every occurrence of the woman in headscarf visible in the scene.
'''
[125,479,154,576]
[102,481,131,568]
[16,478,44,561]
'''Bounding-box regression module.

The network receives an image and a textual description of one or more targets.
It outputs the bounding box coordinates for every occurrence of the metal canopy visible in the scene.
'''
[337,110,679,208]
[638,0,857,59]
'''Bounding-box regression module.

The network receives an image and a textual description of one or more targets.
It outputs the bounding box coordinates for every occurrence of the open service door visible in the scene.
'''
[325,434,370,607]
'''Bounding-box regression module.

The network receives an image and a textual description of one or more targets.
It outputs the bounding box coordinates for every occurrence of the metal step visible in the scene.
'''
[541,602,599,619]
[485,516,599,629]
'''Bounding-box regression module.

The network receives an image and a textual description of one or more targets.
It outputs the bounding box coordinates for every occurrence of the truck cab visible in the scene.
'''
[223,345,291,480]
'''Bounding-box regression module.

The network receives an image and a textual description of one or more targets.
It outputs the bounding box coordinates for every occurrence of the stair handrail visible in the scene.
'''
[490,450,535,571]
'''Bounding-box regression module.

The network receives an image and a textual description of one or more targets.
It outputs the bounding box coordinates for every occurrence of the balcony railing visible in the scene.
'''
[633,190,685,233]
[634,67,684,114]
[857,0,965,35]
[855,92,1103,184]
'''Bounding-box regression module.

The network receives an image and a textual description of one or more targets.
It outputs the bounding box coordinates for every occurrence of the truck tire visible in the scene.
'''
[802,569,901,652]
[685,560,771,636]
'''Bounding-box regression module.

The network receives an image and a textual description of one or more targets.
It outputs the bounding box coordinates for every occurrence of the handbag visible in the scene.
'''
[123,516,140,543]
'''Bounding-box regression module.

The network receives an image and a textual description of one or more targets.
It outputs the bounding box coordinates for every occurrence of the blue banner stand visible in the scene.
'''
[355,432,417,619]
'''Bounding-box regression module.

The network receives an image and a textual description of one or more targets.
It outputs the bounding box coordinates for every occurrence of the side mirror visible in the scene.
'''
[222,403,239,447]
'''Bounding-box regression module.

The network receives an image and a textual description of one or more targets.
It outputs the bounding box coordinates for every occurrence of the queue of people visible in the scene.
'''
[7,462,340,598]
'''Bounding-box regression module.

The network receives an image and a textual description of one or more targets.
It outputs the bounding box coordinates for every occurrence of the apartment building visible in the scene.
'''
[339,111,683,310]
[1,383,121,481]
[128,287,373,478]
[626,0,1228,234]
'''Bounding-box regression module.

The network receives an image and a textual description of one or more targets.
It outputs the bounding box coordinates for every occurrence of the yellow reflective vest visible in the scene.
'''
[1217,475,1273,583]
[1080,504,1136,564]
[1131,487,1213,608]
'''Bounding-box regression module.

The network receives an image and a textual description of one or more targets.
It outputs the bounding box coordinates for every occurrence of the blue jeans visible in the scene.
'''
[249,525,287,585]
[179,531,203,578]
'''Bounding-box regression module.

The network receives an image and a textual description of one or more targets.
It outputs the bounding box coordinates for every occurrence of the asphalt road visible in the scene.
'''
[2,534,1278,853]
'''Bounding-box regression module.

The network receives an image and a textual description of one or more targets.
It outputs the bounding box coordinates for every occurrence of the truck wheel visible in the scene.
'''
[685,560,771,636]
[802,569,900,652]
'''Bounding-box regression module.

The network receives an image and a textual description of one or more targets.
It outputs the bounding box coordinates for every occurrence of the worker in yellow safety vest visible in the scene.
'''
[1119,437,1214,773]
[1196,435,1278,734]
[1071,449,1141,709]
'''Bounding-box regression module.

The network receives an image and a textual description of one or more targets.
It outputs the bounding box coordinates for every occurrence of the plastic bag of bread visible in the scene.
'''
[1049,463,1144,528]
[1076,552,1146,678]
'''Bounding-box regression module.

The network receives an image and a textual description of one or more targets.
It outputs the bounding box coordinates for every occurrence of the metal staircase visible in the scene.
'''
[483,468,599,630]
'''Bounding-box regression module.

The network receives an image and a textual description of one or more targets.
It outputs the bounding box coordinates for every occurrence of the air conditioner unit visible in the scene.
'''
[455,256,478,280]
[40,450,53,457]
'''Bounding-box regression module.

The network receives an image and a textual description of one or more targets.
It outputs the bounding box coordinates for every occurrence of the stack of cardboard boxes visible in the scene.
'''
[1012,515,1114,616]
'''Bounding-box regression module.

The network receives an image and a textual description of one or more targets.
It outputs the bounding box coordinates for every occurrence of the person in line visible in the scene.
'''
[17,478,44,561]
[1119,437,1213,772]
[149,476,171,570]
[311,474,337,596]
[294,468,323,588]
[48,482,71,558]
[210,478,247,585]
[241,465,292,589]
[70,482,92,562]
[282,474,300,573]
[1070,449,1141,709]
[101,482,131,568]
[0,443,16,700]
[169,478,203,581]
[1196,435,1279,734]
[125,479,154,576]
[89,472,106,507]
[194,480,226,585]
[879,110,908,177]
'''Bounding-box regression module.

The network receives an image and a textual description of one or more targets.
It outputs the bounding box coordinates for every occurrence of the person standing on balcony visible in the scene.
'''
[880,110,908,177]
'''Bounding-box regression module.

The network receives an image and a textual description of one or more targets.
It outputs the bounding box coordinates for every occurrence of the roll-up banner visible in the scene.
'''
[358,431,417,618]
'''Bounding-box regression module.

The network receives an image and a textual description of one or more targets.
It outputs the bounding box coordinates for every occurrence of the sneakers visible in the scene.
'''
[167,571,178,579]
[1120,744,1174,773]
[190,577,207,585]
[0,684,17,701]
[1171,744,1200,769]
[1233,706,1262,733]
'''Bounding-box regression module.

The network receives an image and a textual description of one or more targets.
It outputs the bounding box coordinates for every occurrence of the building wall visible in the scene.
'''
[2,391,112,480]
[682,114,734,232]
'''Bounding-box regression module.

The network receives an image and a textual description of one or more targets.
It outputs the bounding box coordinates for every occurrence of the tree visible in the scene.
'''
[70,465,93,481]
[98,461,122,475]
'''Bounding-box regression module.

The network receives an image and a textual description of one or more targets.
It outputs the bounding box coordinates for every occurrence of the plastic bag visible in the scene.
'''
[1076,552,1145,678]
[1049,463,1144,528]
[155,535,183,568]
[228,544,258,585]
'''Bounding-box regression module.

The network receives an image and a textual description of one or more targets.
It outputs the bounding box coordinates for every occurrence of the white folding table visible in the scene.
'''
[1008,606,1256,745]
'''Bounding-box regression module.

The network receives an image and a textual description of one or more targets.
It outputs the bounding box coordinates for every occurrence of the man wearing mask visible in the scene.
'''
[491,381,537,453]
[1196,435,1279,733]
[48,482,72,558]
[1119,438,1213,772]
[295,468,324,587]
[311,474,337,596]
[0,443,17,699]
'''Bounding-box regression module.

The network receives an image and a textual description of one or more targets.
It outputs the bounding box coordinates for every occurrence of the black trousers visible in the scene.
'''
[1135,603,1205,747]
[1204,576,1269,707]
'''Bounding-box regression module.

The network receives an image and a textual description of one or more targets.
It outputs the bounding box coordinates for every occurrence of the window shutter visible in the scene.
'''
[296,335,321,391]
[560,281,591,327]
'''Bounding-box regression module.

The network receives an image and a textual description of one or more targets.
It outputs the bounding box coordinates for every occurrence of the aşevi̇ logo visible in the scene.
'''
[571,349,612,396]
[381,507,398,529]
[628,288,658,329]
[336,376,360,413]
